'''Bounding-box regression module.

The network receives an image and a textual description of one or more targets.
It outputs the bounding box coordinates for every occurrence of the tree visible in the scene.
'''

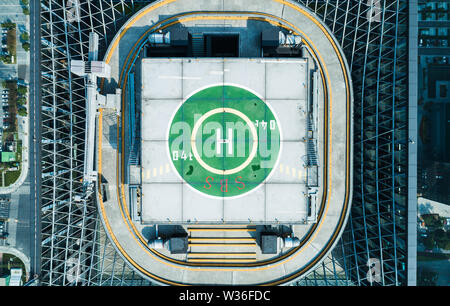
[433,229,450,250]
[1,22,15,30]
[21,0,29,5]
[441,240,450,250]
[17,97,26,106]
[423,235,435,249]
[22,42,29,52]
[1,54,12,64]
[22,8,29,15]
[418,269,438,286]
[422,214,443,228]
[434,228,446,239]
[17,86,27,96]
[20,32,29,41]
[17,108,27,117]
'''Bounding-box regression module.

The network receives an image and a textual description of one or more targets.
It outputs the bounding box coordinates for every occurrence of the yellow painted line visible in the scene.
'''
[159,165,163,175]
[105,0,177,64]
[97,111,184,286]
[285,166,290,176]
[114,13,336,274]
[188,224,253,227]
[188,258,257,263]
[146,169,150,179]
[189,243,256,247]
[115,11,330,262]
[188,238,256,242]
[298,169,302,180]
[117,14,331,271]
[188,253,257,257]
[292,167,296,178]
[188,228,256,232]
[153,168,157,177]
[279,163,283,173]
[165,163,170,173]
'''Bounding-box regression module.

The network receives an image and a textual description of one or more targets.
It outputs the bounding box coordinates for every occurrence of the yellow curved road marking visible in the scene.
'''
[118,14,337,273]
[114,14,335,273]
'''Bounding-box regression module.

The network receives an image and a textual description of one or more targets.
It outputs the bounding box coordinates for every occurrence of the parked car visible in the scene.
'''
[1,29,8,34]
[2,90,8,94]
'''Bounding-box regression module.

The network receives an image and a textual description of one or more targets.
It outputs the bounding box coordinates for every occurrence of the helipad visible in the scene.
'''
[96,0,353,285]
[140,58,313,224]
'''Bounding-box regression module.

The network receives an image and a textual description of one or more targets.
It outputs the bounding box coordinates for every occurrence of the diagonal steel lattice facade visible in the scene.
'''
[38,0,409,286]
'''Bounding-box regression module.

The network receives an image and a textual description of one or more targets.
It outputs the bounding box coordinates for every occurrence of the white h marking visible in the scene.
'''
[216,128,233,155]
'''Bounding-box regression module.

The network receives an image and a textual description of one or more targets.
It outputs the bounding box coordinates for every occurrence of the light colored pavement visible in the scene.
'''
[0,0,30,194]
[97,0,352,285]
[418,197,450,217]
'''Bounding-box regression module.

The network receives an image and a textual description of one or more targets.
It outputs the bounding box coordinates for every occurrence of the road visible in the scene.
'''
[27,0,41,277]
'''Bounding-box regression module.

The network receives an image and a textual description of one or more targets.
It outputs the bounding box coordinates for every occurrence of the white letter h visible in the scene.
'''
[216,128,233,155]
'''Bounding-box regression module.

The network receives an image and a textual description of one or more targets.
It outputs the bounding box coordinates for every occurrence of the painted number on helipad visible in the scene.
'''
[168,85,281,198]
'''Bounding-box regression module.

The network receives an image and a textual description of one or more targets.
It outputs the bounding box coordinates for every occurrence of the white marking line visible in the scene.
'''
[209,70,224,75]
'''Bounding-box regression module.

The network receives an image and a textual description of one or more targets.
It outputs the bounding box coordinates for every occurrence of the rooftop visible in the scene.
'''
[96,0,352,285]
[139,57,317,224]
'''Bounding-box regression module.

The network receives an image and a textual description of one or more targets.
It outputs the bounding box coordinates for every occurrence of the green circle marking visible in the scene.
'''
[168,85,281,198]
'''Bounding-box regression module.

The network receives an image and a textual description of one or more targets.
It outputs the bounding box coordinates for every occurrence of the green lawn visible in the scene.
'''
[0,137,22,187]
[4,169,21,186]
[0,253,26,283]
